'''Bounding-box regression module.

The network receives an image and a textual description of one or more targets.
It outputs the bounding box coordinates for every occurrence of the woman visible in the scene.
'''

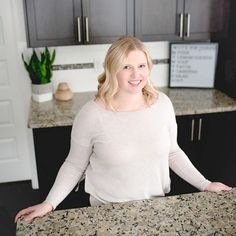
[15,36,231,223]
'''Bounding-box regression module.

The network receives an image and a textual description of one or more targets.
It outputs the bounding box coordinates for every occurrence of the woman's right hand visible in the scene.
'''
[14,202,53,223]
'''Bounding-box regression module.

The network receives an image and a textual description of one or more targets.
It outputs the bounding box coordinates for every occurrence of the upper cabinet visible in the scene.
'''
[184,0,230,40]
[135,0,230,42]
[24,0,134,47]
[82,0,134,44]
[135,0,183,41]
[23,0,230,47]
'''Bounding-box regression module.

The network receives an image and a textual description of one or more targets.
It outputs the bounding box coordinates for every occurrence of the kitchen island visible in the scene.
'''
[17,187,236,235]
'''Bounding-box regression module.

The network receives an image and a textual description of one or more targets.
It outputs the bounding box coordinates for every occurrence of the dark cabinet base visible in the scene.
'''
[33,112,236,203]
[33,126,90,210]
[168,111,236,196]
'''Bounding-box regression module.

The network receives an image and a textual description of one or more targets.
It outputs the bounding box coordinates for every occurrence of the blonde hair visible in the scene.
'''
[96,36,158,108]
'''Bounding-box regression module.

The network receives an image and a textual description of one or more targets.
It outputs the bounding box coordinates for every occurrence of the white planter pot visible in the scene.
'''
[31,83,53,102]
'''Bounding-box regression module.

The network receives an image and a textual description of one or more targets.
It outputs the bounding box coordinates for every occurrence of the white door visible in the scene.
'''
[0,0,34,184]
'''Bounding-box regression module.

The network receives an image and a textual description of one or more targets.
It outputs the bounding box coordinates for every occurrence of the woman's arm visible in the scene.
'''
[15,102,97,222]
[15,140,92,222]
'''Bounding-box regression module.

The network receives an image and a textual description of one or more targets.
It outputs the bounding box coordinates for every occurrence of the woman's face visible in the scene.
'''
[116,50,149,95]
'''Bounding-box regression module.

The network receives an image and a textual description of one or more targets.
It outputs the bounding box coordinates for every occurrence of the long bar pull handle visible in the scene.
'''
[85,17,89,43]
[77,17,81,43]
[185,13,191,37]
[198,118,202,141]
[179,13,184,38]
[191,119,195,141]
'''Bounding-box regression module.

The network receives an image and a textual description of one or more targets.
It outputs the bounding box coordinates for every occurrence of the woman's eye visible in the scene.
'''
[123,65,132,70]
[139,64,146,69]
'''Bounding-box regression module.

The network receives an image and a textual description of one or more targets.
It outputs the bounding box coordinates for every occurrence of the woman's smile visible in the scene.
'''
[128,80,142,86]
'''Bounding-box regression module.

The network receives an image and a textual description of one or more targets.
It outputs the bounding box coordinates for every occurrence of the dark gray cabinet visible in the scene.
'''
[24,0,134,47]
[24,0,230,47]
[135,0,230,42]
[82,0,134,44]
[184,0,230,40]
[135,0,183,41]
[169,111,236,196]
[24,0,81,47]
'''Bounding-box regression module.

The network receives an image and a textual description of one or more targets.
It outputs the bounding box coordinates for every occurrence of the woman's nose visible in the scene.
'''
[131,69,140,78]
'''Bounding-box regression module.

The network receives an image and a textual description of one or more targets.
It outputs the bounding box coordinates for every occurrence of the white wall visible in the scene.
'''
[0,0,38,188]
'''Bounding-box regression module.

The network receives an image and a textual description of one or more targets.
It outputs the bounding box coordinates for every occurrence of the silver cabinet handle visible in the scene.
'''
[179,13,184,38]
[198,118,202,141]
[185,13,191,37]
[191,119,195,141]
[77,17,81,43]
[85,17,89,43]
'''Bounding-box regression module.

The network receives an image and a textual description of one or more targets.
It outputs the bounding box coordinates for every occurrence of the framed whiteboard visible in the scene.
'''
[169,42,218,88]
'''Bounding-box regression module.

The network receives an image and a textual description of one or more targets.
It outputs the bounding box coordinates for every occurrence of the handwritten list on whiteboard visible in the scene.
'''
[169,43,218,88]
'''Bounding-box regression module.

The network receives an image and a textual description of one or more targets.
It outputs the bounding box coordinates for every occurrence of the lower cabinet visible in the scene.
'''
[33,112,236,204]
[33,126,90,210]
[168,111,236,196]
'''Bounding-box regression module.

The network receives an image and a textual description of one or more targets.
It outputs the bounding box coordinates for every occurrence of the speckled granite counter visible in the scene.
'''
[17,188,236,236]
[28,88,236,128]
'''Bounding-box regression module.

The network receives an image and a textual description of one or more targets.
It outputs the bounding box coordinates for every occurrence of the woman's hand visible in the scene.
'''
[14,202,53,223]
[204,182,232,193]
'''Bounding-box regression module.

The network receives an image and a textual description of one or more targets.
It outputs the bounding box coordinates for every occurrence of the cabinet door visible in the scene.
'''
[82,0,134,44]
[169,112,236,196]
[135,0,184,42]
[200,112,236,187]
[24,0,82,47]
[184,0,230,40]
[169,115,201,195]
[33,127,90,210]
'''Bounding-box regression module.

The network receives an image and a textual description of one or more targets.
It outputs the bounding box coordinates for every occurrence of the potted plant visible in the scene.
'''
[22,47,56,102]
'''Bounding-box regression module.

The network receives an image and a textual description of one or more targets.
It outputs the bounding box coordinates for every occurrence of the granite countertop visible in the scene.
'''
[16,188,236,236]
[28,88,236,128]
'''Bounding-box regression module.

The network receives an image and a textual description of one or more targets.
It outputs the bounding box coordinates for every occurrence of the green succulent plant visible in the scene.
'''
[22,47,56,84]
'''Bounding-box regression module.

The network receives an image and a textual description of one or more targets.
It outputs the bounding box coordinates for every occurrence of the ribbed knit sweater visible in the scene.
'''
[46,92,211,209]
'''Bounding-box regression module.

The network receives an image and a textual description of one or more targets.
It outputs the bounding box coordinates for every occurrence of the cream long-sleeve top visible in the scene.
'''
[45,92,211,209]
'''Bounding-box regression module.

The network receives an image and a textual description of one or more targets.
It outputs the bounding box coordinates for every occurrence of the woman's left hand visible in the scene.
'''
[204,182,232,193]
